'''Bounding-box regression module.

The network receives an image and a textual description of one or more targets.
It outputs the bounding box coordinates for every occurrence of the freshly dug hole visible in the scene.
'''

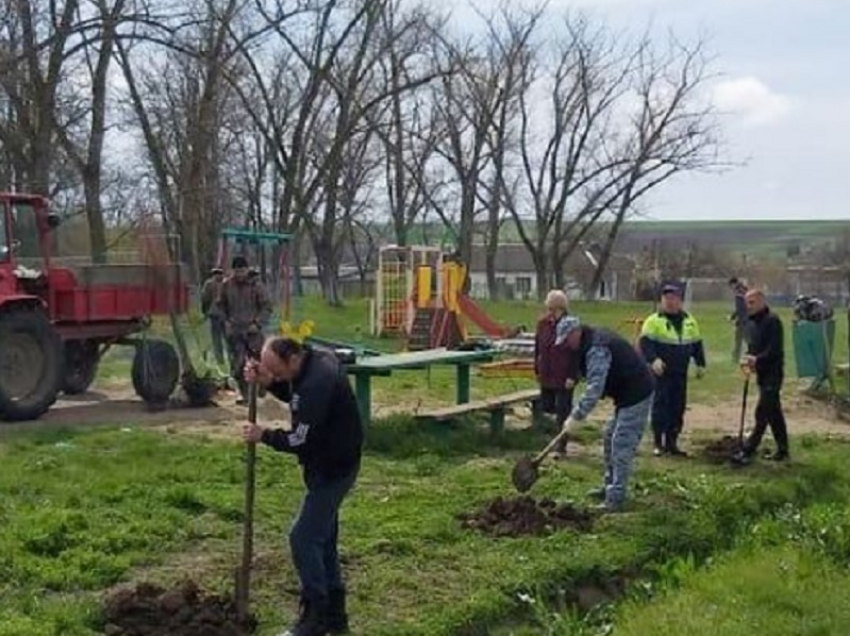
[458,496,596,537]
[701,435,741,464]
[102,580,257,636]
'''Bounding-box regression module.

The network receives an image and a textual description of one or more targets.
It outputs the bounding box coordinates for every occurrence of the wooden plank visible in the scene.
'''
[347,348,495,372]
[834,363,850,376]
[478,358,536,379]
[416,389,540,420]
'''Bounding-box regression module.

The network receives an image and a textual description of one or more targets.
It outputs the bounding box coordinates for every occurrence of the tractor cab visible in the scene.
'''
[0,193,61,299]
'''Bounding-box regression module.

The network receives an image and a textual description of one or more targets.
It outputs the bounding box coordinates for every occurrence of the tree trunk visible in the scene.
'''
[315,238,342,306]
[534,250,548,301]
[590,183,635,294]
[82,169,107,262]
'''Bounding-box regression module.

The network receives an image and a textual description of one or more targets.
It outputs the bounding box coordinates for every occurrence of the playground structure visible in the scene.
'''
[371,245,519,351]
[216,228,295,333]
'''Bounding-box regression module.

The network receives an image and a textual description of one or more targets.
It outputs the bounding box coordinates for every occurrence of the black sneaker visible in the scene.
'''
[730,450,753,467]
[279,597,330,636]
[667,447,689,458]
[327,588,350,634]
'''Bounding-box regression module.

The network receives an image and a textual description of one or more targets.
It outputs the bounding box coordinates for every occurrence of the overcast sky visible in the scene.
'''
[434,0,850,221]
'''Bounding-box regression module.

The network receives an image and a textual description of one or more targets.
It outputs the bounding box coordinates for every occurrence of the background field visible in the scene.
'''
[2,298,850,636]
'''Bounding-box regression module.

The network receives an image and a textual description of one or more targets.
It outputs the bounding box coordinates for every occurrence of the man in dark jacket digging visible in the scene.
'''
[558,316,655,511]
[732,289,789,464]
[242,337,363,636]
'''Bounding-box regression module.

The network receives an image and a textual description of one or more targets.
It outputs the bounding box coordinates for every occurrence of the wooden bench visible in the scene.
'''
[415,389,541,433]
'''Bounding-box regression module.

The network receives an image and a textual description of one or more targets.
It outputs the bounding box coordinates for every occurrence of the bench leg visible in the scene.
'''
[489,408,506,434]
[354,373,372,426]
[456,363,471,404]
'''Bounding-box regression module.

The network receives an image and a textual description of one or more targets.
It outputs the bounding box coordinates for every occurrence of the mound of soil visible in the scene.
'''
[458,496,595,537]
[701,435,742,464]
[102,580,257,636]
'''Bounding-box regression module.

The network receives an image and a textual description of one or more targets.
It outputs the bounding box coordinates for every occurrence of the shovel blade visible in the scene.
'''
[512,456,538,493]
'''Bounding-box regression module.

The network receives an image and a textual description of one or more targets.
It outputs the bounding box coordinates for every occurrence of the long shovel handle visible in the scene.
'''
[533,418,574,465]
[236,381,259,623]
[737,374,750,446]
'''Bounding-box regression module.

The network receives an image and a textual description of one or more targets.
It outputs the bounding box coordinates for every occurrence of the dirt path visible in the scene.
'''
[3,383,847,443]
[685,392,850,438]
[0,386,291,438]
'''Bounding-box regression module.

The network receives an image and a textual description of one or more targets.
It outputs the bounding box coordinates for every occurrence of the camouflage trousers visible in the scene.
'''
[602,394,652,508]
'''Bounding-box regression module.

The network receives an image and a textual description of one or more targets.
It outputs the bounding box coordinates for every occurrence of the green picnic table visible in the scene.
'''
[345,348,495,425]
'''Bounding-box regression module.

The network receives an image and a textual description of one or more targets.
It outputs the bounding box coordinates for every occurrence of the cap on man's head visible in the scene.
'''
[210,267,223,275]
[231,255,248,269]
[661,284,682,297]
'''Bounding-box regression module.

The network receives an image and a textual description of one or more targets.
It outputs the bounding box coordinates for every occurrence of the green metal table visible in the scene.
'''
[345,348,495,425]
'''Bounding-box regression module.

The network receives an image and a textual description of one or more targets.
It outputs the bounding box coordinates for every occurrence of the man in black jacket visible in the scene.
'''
[242,338,363,636]
[558,316,655,511]
[733,289,789,464]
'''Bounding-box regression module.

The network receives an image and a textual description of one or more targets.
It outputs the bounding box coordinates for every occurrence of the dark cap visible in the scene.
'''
[661,284,682,296]
[231,255,248,269]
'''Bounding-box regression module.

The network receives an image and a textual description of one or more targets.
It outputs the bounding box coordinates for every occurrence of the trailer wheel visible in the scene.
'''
[62,340,100,395]
[132,339,180,404]
[0,308,64,421]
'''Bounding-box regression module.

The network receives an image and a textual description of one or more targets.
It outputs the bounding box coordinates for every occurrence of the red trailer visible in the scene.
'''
[0,192,189,421]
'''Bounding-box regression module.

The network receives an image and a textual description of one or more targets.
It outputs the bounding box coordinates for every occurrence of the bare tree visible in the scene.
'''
[496,15,635,297]
[117,0,251,277]
[0,0,84,195]
[590,35,722,293]
[475,5,542,299]
[230,0,444,304]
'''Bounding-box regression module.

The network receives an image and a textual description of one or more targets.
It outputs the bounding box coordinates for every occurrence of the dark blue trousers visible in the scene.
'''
[651,373,687,450]
[289,466,358,601]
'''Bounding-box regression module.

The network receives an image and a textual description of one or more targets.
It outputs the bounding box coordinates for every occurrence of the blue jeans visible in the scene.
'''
[290,466,358,601]
[602,394,652,507]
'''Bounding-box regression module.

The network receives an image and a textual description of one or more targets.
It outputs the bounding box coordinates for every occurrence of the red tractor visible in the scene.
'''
[0,192,189,421]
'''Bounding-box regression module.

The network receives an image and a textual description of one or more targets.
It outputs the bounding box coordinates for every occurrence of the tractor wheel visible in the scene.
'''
[0,308,64,421]
[62,340,100,395]
[132,339,180,404]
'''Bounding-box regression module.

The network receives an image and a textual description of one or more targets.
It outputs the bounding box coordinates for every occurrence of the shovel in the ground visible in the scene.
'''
[512,418,573,492]
[235,380,259,624]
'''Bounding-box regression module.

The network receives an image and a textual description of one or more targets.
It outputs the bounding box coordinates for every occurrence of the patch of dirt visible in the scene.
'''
[458,496,596,537]
[685,391,850,438]
[700,435,742,464]
[102,580,256,635]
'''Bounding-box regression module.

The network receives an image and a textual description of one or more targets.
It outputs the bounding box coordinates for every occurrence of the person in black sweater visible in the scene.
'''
[242,338,363,636]
[733,289,789,464]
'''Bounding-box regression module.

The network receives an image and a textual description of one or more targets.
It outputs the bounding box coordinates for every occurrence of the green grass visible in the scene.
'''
[3,423,850,634]
[615,546,850,636]
[4,297,850,634]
